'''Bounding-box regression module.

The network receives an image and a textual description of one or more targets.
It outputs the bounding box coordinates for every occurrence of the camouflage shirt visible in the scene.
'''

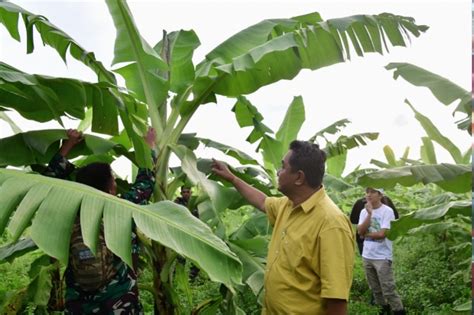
[45,153,155,314]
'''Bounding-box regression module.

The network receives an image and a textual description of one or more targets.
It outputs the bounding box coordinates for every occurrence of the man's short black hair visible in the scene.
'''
[76,163,114,193]
[181,186,191,192]
[288,140,326,189]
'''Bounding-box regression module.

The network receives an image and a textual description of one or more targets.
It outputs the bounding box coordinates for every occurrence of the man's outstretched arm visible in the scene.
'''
[44,129,83,179]
[211,159,267,213]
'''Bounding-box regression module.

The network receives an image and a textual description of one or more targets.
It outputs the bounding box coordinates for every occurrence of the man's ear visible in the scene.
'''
[295,170,306,186]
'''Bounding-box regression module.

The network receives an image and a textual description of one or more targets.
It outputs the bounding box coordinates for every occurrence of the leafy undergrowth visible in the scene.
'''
[1,204,470,314]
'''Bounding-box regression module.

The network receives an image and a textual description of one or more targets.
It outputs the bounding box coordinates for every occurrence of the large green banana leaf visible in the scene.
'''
[275,96,305,155]
[0,2,116,83]
[154,30,201,94]
[193,13,427,101]
[357,163,471,193]
[387,200,470,239]
[386,62,471,132]
[0,169,242,288]
[0,129,134,167]
[105,0,169,137]
[0,63,119,134]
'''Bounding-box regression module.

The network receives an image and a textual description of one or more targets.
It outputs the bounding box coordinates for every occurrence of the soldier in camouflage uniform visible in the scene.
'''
[44,129,156,315]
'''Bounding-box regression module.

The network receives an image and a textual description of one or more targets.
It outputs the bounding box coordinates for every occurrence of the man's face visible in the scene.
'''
[277,151,298,195]
[365,188,382,204]
[181,188,191,201]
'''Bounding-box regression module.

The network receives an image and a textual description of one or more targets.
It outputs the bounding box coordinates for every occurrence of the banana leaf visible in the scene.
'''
[105,0,168,136]
[170,144,243,214]
[0,63,119,135]
[357,163,471,193]
[275,96,305,155]
[386,62,471,128]
[193,13,427,102]
[154,30,201,93]
[0,2,116,83]
[0,237,37,264]
[0,168,242,288]
[0,129,135,167]
[309,119,351,142]
[388,200,470,239]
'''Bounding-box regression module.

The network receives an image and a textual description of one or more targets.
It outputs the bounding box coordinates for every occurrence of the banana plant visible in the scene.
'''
[0,1,428,312]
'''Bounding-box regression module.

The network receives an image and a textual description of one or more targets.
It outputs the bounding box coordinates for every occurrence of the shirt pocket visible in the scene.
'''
[279,232,304,272]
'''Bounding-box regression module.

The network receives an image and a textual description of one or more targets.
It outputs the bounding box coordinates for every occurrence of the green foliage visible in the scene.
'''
[394,234,471,313]
[2,1,466,313]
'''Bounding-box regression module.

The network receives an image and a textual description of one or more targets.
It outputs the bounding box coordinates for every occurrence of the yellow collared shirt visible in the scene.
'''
[263,187,355,315]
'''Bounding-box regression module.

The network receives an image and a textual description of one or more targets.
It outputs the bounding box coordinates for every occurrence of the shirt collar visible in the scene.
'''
[299,186,326,213]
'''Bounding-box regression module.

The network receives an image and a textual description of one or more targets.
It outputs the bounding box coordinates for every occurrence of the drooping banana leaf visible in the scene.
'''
[0,129,135,167]
[0,169,242,288]
[0,62,119,135]
[357,163,471,193]
[405,100,463,163]
[232,96,274,144]
[386,62,471,132]
[193,13,427,103]
[0,2,116,83]
[387,200,470,239]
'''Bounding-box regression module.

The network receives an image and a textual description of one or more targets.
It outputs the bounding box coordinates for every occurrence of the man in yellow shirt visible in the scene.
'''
[212,140,354,315]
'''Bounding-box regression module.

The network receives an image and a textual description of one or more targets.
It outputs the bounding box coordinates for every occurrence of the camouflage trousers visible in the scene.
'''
[64,268,143,315]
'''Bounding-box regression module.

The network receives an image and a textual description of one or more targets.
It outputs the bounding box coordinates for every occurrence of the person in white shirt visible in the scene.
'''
[358,187,405,315]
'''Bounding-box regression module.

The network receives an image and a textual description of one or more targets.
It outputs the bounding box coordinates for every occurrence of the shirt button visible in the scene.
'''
[275,250,279,254]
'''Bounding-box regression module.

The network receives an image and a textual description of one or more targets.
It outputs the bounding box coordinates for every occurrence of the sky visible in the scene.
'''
[0,0,471,178]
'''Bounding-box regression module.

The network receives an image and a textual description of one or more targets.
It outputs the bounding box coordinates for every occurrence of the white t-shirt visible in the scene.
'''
[358,204,395,260]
